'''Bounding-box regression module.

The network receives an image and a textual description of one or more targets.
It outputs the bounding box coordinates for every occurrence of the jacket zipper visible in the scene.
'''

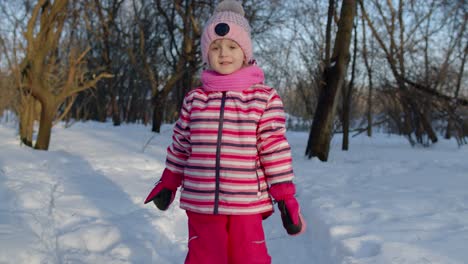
[214,91,226,214]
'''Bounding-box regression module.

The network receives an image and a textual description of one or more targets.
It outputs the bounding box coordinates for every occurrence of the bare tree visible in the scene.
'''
[144,0,201,132]
[305,0,357,161]
[76,0,126,125]
[341,8,358,150]
[360,10,374,137]
[359,0,433,145]
[0,0,36,145]
[0,70,17,122]
[19,0,111,150]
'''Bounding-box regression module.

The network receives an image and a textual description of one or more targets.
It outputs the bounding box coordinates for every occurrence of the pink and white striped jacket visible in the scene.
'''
[165,65,295,215]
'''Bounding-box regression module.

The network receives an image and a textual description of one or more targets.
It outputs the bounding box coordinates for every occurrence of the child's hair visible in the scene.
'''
[201,0,253,64]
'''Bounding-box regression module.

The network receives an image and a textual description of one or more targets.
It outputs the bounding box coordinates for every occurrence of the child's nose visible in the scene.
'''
[219,47,226,56]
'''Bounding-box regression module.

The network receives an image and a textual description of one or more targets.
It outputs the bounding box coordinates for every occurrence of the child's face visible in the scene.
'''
[208,39,246,75]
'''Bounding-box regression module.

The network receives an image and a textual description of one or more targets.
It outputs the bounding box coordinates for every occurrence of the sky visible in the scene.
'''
[0,119,467,264]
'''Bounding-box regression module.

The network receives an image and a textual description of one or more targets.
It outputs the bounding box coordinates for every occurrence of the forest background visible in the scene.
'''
[0,0,466,159]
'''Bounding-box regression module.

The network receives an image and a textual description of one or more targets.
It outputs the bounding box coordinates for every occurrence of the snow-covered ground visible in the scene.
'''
[0,121,467,264]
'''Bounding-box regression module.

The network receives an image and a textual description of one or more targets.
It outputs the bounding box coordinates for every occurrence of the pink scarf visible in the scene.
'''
[201,65,265,92]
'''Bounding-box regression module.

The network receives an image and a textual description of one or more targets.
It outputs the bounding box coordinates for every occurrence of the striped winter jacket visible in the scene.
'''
[165,83,295,215]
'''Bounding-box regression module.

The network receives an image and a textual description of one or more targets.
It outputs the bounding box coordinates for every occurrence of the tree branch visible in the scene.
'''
[402,77,468,106]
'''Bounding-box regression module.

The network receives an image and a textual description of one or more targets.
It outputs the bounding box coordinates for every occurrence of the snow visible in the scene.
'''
[0,121,467,264]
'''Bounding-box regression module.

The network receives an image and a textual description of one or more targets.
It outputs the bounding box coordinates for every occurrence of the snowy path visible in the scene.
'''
[0,124,185,263]
[287,132,468,264]
[1,122,467,263]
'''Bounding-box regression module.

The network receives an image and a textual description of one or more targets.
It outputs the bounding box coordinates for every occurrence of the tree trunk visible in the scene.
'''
[360,11,373,137]
[95,86,108,122]
[445,42,467,139]
[342,17,358,151]
[34,102,57,150]
[19,96,36,147]
[445,119,452,139]
[341,82,350,150]
[151,95,164,133]
[306,0,356,161]
[324,0,335,64]
[305,0,335,158]
[111,91,121,126]
[420,110,438,144]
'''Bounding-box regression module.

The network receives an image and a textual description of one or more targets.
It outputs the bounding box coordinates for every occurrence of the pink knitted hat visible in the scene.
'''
[201,0,253,64]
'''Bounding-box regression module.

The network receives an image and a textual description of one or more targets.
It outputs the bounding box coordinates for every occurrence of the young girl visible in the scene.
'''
[144,1,306,263]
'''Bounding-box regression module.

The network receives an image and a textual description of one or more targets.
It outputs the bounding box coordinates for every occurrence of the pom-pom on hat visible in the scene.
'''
[201,0,253,64]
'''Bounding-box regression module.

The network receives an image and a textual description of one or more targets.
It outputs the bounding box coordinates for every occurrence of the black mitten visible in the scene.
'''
[144,169,182,211]
[269,183,306,236]
[277,199,304,235]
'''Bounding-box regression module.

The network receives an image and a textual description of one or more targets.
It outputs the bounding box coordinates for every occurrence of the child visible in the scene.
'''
[144,1,306,263]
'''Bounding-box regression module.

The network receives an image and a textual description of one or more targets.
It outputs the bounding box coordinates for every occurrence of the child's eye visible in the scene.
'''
[211,46,219,51]
[230,46,237,49]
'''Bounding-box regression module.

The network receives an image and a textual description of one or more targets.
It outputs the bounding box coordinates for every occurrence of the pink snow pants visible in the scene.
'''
[184,211,272,264]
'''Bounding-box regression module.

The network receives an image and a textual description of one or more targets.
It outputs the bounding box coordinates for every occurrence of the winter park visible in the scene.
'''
[1,0,467,264]
[1,119,467,264]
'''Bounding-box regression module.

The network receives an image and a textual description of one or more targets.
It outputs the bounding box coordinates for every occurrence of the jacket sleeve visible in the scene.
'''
[257,89,294,185]
[165,93,193,174]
